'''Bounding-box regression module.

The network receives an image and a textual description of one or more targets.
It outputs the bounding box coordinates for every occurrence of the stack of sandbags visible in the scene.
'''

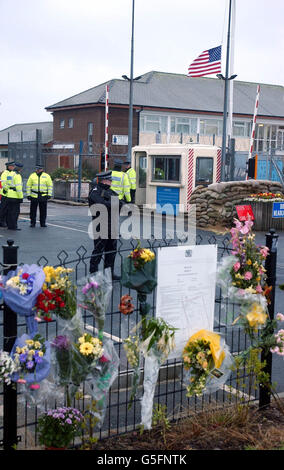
[189,180,284,227]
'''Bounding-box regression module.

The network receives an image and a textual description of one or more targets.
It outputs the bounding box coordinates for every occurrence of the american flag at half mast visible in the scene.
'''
[188,46,222,77]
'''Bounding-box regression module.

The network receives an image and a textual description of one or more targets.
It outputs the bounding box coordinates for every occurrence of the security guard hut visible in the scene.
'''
[132,143,221,214]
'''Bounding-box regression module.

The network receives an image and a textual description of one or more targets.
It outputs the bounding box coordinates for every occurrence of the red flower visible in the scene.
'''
[22,273,30,280]
[43,316,52,322]
[59,302,65,308]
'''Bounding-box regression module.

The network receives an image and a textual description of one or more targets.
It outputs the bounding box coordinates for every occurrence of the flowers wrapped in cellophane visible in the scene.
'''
[0,264,46,334]
[10,333,50,392]
[123,316,177,428]
[139,317,177,430]
[35,266,77,322]
[77,269,112,338]
[50,335,72,387]
[182,329,233,397]
[0,350,20,386]
[217,219,270,335]
[121,242,157,316]
[217,219,269,299]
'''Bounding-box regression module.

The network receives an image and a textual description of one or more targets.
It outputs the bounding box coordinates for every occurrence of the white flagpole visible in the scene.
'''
[227,0,236,140]
[105,84,109,170]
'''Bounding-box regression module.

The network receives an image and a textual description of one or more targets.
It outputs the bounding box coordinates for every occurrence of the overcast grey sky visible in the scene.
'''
[0,0,283,130]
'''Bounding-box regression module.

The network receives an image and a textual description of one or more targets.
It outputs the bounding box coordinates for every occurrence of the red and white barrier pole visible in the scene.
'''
[105,84,109,170]
[246,84,260,179]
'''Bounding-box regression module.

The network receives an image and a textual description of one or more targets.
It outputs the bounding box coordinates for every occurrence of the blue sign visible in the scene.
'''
[272,202,284,218]
[156,186,180,216]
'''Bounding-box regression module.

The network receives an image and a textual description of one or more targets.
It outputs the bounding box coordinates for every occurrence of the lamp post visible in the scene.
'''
[122,0,142,163]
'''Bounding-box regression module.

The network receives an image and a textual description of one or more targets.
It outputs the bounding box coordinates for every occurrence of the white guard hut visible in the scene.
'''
[132,143,222,214]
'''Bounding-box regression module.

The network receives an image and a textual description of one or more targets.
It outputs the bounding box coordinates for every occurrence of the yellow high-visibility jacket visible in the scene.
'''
[126,167,136,190]
[5,172,23,199]
[26,172,53,198]
[0,169,16,196]
[110,170,131,202]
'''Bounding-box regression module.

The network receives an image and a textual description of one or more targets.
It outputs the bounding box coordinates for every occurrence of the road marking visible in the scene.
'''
[19,217,89,234]
[85,323,122,343]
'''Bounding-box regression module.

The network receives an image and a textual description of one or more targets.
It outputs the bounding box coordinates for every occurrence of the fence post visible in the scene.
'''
[259,228,278,409]
[3,239,18,450]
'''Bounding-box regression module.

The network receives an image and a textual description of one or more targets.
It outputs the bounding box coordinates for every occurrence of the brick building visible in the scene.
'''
[45,70,284,178]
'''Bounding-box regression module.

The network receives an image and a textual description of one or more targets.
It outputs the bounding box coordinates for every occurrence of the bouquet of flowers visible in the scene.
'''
[77,269,112,337]
[121,242,157,316]
[123,334,141,408]
[10,333,50,389]
[70,333,104,388]
[35,266,76,322]
[124,317,177,423]
[217,219,270,334]
[0,350,20,386]
[1,264,46,334]
[37,406,84,449]
[139,317,176,362]
[121,242,157,294]
[139,317,177,429]
[182,329,232,397]
[51,335,72,386]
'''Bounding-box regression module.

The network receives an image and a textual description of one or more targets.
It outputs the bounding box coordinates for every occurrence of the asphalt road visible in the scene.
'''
[0,200,283,392]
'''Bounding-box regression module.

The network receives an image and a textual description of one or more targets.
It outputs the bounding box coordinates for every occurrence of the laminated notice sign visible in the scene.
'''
[156,245,218,360]
[235,205,254,221]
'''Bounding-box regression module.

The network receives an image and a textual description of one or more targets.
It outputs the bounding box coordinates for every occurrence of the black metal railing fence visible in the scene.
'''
[0,232,278,450]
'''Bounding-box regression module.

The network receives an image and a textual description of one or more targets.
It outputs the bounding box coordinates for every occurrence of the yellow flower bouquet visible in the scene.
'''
[70,333,105,388]
[182,329,232,397]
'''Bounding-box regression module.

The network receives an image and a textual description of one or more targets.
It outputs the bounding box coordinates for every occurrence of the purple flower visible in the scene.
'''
[51,335,70,350]
[65,418,72,424]
[26,360,34,369]
[19,353,28,362]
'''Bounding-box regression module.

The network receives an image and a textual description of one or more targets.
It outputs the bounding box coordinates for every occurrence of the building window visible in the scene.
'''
[152,155,180,182]
[59,119,65,129]
[138,155,147,188]
[88,122,94,153]
[200,119,223,136]
[232,121,250,137]
[140,114,168,133]
[170,117,197,134]
[68,118,74,128]
[195,157,214,185]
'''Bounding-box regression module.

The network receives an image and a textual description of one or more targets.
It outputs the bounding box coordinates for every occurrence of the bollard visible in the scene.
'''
[3,239,18,450]
[259,228,278,409]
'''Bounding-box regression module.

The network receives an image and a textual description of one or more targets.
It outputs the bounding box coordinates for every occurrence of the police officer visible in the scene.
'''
[110,159,131,203]
[0,161,16,227]
[122,159,136,203]
[26,164,53,227]
[88,170,121,280]
[6,161,24,231]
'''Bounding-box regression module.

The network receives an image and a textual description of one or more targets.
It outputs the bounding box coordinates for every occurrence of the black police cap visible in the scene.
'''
[14,162,23,168]
[5,161,15,166]
[96,170,112,180]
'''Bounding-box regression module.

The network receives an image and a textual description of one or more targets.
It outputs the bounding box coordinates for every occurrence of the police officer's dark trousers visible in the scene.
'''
[0,196,8,226]
[90,238,117,274]
[6,199,20,230]
[30,196,47,226]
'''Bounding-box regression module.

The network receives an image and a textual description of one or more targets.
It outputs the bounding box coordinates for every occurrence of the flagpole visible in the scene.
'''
[227,0,236,140]
[219,0,237,182]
